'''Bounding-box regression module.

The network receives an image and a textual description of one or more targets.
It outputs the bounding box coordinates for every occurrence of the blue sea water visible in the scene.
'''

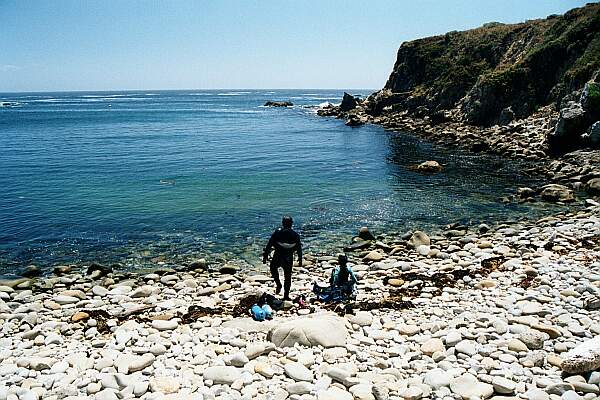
[0,90,552,276]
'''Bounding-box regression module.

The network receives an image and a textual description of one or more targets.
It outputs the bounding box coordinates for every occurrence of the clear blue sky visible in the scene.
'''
[0,0,590,92]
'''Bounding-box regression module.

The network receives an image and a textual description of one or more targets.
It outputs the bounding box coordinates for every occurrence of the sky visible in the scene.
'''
[0,0,591,92]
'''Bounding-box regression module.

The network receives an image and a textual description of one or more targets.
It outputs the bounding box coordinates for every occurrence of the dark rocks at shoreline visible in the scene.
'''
[344,114,364,127]
[1,200,599,399]
[86,263,113,278]
[264,101,293,107]
[357,226,376,241]
[313,3,600,203]
[548,71,600,155]
[339,92,359,112]
[539,184,575,203]
[22,265,41,278]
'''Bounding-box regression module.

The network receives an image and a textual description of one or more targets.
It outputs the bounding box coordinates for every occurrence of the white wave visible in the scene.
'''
[204,108,263,114]
[81,94,129,98]
[318,101,333,108]
[189,93,213,96]
[217,91,252,96]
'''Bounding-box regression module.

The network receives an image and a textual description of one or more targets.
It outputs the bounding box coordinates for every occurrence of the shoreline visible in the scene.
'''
[1,92,599,400]
[1,199,599,399]
[318,99,600,199]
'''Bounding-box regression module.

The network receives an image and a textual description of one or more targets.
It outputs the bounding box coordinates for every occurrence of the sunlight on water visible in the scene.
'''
[0,90,556,276]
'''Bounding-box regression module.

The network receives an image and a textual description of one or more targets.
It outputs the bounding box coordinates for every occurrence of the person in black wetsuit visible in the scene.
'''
[262,216,302,300]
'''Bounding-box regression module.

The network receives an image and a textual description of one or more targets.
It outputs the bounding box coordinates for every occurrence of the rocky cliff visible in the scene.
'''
[374,3,600,127]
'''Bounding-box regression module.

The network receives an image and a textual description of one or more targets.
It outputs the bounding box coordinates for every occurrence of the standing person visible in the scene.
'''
[262,215,302,300]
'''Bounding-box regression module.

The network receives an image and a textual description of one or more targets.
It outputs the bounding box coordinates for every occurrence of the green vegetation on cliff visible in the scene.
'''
[381,3,600,126]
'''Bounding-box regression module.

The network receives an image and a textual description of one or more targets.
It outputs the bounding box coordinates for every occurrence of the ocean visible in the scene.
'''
[0,90,553,276]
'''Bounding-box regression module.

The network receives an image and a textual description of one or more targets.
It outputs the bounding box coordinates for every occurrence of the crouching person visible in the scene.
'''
[313,253,358,302]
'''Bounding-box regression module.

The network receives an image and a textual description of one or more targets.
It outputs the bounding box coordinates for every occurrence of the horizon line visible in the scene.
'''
[0,88,379,95]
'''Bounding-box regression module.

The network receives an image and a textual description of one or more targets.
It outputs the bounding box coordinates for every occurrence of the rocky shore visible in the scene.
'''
[317,93,600,203]
[1,201,600,400]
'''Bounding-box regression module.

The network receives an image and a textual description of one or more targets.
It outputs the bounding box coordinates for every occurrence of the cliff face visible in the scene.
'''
[374,3,600,126]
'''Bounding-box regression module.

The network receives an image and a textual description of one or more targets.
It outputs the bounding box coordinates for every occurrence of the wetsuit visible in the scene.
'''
[263,227,302,299]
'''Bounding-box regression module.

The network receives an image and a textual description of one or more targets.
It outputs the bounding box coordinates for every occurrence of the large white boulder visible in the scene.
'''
[267,313,347,348]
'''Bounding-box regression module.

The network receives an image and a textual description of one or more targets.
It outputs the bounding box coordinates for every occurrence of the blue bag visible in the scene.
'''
[261,304,273,319]
[251,304,266,321]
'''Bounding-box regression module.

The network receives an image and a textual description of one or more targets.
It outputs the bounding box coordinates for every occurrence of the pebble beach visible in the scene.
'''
[1,201,599,400]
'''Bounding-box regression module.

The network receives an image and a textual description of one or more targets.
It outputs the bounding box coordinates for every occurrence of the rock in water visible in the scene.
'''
[358,227,376,241]
[264,101,293,107]
[517,187,536,199]
[22,265,41,278]
[340,92,359,112]
[345,114,364,126]
[561,335,600,374]
[415,160,443,173]
[86,263,113,277]
[267,314,347,348]
[407,231,430,249]
[539,184,574,203]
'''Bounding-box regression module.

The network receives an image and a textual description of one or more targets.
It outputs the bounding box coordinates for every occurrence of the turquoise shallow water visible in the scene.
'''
[0,90,552,276]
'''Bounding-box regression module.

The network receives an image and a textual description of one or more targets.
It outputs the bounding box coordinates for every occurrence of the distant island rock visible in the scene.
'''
[264,101,293,107]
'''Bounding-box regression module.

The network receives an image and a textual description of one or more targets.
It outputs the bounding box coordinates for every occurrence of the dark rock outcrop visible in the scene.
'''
[340,92,359,112]
[548,101,588,154]
[582,121,600,148]
[264,101,293,107]
[345,115,364,127]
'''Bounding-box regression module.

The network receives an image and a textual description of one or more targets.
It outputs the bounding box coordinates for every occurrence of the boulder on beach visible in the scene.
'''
[267,313,347,348]
[86,263,113,278]
[264,101,293,107]
[449,373,494,399]
[498,106,515,125]
[407,231,430,249]
[539,184,574,203]
[586,177,600,196]
[561,335,600,374]
[414,160,443,174]
[548,101,588,154]
[582,121,600,148]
